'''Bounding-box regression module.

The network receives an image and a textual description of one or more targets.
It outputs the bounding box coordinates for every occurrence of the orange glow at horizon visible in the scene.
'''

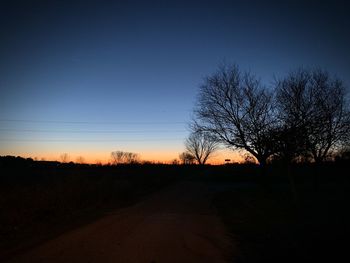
[3,149,245,165]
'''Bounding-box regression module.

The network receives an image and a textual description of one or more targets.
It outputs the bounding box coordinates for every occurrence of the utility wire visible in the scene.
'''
[0,128,187,134]
[0,119,187,125]
[0,138,184,142]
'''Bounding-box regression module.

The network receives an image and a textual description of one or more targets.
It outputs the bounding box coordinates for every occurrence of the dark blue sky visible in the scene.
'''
[1,0,349,162]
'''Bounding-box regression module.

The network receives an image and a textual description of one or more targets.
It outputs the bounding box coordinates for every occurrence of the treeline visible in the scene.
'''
[110,151,140,165]
[188,65,350,167]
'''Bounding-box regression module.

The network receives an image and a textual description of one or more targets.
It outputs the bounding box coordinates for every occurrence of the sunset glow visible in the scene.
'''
[1,1,349,163]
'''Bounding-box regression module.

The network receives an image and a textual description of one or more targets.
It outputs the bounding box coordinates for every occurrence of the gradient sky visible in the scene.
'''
[1,0,349,163]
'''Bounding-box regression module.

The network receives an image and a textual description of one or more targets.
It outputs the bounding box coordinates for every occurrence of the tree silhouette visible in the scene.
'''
[76,156,85,164]
[60,153,70,163]
[111,151,139,164]
[185,131,218,165]
[111,151,124,164]
[308,70,350,162]
[179,152,195,165]
[275,69,350,163]
[194,64,276,168]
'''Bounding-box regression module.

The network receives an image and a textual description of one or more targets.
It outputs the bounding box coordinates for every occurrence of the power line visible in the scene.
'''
[0,128,188,134]
[0,119,187,125]
[0,138,184,142]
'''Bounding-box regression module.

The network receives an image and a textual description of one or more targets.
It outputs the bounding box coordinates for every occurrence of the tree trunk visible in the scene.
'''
[313,160,321,192]
[258,158,267,176]
[287,162,298,206]
[256,158,268,189]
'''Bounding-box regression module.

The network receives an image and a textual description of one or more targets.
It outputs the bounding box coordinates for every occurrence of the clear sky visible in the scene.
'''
[1,0,349,163]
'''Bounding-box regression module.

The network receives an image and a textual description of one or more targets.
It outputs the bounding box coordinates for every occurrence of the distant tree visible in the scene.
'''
[194,64,276,169]
[125,152,140,164]
[60,153,70,163]
[111,151,140,164]
[179,152,195,165]
[275,69,350,163]
[242,153,256,164]
[185,131,218,165]
[95,160,103,166]
[111,151,124,164]
[171,159,180,165]
[76,156,85,164]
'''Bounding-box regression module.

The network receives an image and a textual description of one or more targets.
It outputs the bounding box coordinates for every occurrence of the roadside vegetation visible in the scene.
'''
[213,160,350,262]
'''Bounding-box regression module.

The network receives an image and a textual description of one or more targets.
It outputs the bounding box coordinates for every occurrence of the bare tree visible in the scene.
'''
[194,64,276,168]
[179,152,195,165]
[60,153,70,163]
[111,151,140,164]
[171,159,180,165]
[124,152,140,164]
[185,131,218,165]
[76,156,85,164]
[111,151,124,164]
[308,70,350,162]
[275,69,350,163]
[274,69,317,162]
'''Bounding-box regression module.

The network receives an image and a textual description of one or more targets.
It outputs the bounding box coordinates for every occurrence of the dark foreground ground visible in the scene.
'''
[1,156,349,262]
[5,181,233,263]
[214,163,350,262]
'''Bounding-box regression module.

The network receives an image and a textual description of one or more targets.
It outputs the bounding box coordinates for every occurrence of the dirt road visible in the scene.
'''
[7,182,234,263]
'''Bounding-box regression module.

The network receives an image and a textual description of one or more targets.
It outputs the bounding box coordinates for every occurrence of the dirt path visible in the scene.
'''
[7,182,235,263]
